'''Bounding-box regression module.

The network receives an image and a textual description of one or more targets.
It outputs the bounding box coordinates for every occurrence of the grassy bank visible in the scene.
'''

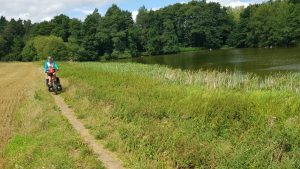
[0,63,103,169]
[179,47,203,52]
[139,47,203,57]
[59,62,300,168]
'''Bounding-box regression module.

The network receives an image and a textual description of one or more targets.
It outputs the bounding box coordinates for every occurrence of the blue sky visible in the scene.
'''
[0,0,262,22]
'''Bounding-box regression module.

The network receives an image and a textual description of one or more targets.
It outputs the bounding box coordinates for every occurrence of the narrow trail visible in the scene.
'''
[53,95,124,169]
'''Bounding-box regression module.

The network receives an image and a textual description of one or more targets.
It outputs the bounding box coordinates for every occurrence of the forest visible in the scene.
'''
[0,0,299,61]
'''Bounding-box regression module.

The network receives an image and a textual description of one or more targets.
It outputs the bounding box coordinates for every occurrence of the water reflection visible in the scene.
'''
[128,48,300,75]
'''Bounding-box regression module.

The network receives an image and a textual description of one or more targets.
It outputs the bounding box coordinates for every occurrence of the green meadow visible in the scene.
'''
[59,62,300,168]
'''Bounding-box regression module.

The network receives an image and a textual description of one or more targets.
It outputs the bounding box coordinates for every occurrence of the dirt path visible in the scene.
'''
[53,95,124,169]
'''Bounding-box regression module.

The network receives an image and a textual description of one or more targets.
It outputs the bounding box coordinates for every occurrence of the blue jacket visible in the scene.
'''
[44,61,59,73]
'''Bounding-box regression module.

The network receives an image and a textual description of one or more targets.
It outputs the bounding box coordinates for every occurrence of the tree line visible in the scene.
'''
[0,0,299,61]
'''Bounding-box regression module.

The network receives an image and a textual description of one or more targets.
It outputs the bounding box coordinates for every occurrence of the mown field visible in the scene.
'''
[59,62,300,169]
[0,63,104,169]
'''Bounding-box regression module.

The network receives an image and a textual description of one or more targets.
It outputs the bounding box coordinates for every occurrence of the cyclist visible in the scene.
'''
[44,56,59,87]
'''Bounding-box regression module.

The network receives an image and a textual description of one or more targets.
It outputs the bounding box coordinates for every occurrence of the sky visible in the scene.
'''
[0,0,265,22]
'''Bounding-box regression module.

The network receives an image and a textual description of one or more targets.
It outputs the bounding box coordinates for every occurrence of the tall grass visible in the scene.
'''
[60,62,300,168]
[78,62,300,92]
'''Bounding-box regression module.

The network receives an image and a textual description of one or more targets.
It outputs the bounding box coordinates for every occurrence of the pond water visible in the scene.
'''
[128,48,300,75]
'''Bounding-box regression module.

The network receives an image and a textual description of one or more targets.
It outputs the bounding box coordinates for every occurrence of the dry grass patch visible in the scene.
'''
[0,63,104,169]
[0,63,37,150]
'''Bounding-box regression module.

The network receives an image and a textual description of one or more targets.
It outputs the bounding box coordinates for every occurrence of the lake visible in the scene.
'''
[128,48,300,75]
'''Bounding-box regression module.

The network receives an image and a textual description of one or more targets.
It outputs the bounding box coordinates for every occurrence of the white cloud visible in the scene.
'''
[131,7,160,21]
[42,16,52,22]
[17,13,30,20]
[227,1,249,7]
[73,8,94,15]
[207,0,265,7]
[132,10,138,21]
[0,11,7,17]
[0,0,119,22]
[150,7,161,11]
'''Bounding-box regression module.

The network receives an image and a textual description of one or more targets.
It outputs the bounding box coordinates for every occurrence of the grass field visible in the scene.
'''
[59,62,300,169]
[0,63,104,169]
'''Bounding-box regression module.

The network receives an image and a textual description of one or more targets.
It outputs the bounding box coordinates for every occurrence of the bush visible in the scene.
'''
[22,35,91,61]
[24,36,69,61]
[121,50,132,59]
[110,50,121,60]
[66,43,88,61]
[107,50,136,60]
[103,53,111,61]
[1,53,22,61]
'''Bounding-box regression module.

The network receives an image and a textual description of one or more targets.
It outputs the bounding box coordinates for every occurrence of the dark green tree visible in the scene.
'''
[0,19,25,60]
[0,16,8,33]
[136,9,163,55]
[23,20,33,41]
[288,3,300,46]
[51,14,71,42]
[32,21,54,36]
[0,0,300,61]
[82,9,102,60]
[3,37,24,61]
[98,4,135,59]
[0,35,7,59]
[68,18,83,44]
[161,20,179,54]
